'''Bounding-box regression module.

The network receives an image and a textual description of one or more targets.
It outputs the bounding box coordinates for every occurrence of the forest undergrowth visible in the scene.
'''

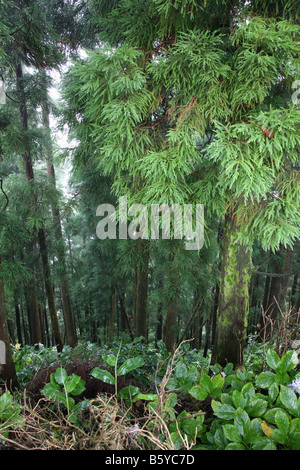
[1,308,300,451]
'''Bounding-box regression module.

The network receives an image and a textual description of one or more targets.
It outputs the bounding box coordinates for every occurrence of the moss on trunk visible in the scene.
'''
[212,213,253,367]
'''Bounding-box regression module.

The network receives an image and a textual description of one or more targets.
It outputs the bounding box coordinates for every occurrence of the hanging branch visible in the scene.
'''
[0,179,9,213]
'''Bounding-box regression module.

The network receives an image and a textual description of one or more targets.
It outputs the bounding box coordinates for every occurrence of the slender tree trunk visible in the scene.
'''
[42,95,77,347]
[211,283,219,349]
[119,291,134,340]
[165,295,178,353]
[134,240,149,341]
[21,306,29,345]
[156,301,163,346]
[262,274,271,314]
[15,303,23,345]
[16,61,63,352]
[164,246,180,353]
[109,283,115,342]
[279,247,293,312]
[24,276,42,345]
[212,213,253,367]
[262,245,292,334]
[0,256,18,389]
[38,228,63,351]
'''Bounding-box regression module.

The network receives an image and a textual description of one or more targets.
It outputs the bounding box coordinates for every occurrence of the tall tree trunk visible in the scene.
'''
[24,275,42,345]
[164,246,180,354]
[262,245,293,337]
[38,228,63,351]
[16,61,63,352]
[156,301,163,346]
[212,213,253,367]
[0,256,18,389]
[42,95,77,347]
[134,240,149,341]
[15,303,23,345]
[109,283,115,342]
[119,291,134,340]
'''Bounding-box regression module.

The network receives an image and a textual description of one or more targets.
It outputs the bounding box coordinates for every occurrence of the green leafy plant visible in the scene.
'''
[41,367,87,421]
[91,347,145,396]
[205,348,300,450]
[0,391,24,441]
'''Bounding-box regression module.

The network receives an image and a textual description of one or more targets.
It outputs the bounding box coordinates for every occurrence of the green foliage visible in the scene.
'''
[91,346,145,395]
[41,367,87,419]
[4,341,300,449]
[208,348,300,450]
[0,391,24,442]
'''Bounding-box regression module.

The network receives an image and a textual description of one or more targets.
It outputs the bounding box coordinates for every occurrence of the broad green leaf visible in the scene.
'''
[91,367,115,385]
[65,374,86,395]
[0,391,13,412]
[280,350,298,372]
[54,367,68,385]
[223,424,242,442]
[246,399,268,417]
[182,417,197,437]
[280,386,299,417]
[102,354,117,367]
[225,442,246,450]
[132,393,158,402]
[213,427,227,450]
[170,431,183,450]
[166,378,180,390]
[189,384,208,401]
[187,364,200,383]
[290,432,300,451]
[269,383,279,402]
[211,400,236,420]
[232,390,247,409]
[252,437,277,450]
[117,357,145,376]
[244,419,262,445]
[264,407,285,425]
[211,373,225,396]
[70,377,86,396]
[41,382,60,399]
[275,409,290,434]
[241,382,255,400]
[255,371,276,388]
[266,349,280,370]
[166,392,177,408]
[175,362,188,379]
[271,428,288,445]
[200,374,213,393]
[118,385,139,399]
[234,407,250,435]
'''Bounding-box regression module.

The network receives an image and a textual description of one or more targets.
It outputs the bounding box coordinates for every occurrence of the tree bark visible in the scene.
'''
[261,245,293,337]
[164,246,180,354]
[134,239,149,341]
[38,227,63,351]
[0,255,18,389]
[15,303,23,345]
[212,213,253,367]
[109,283,115,342]
[24,271,42,345]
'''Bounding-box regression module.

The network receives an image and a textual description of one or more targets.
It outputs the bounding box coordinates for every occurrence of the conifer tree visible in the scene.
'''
[64,0,299,361]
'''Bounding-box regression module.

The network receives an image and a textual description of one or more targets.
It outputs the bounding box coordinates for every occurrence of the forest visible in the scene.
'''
[0,0,299,452]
